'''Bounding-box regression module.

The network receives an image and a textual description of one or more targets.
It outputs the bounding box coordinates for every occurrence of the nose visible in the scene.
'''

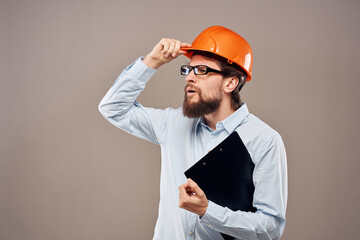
[185,69,197,83]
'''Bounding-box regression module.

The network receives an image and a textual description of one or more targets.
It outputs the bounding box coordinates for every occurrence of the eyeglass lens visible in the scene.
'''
[181,65,209,75]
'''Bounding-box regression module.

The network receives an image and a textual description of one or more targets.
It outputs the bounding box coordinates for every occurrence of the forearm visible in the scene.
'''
[200,201,284,240]
[98,57,181,144]
[98,57,168,144]
[98,57,156,120]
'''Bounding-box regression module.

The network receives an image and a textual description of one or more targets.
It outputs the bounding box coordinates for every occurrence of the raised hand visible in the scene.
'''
[143,38,191,69]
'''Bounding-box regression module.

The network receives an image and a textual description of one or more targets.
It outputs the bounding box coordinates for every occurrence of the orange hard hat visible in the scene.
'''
[181,26,253,81]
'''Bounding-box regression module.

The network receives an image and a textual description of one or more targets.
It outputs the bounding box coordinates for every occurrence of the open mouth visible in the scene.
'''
[186,89,198,97]
[185,85,199,96]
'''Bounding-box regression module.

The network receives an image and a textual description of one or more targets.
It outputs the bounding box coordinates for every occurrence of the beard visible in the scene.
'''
[182,84,223,118]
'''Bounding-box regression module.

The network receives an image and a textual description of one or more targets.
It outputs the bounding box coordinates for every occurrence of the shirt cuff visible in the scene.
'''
[199,200,226,228]
[129,57,157,80]
[110,57,157,90]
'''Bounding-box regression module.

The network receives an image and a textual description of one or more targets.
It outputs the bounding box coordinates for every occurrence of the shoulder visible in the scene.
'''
[239,113,280,139]
[236,113,284,164]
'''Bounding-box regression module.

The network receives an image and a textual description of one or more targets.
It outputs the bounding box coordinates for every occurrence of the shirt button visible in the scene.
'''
[189,231,193,235]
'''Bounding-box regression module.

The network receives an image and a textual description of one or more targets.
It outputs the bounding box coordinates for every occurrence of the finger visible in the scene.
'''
[180,42,192,47]
[179,42,192,56]
[178,49,189,55]
[178,184,190,206]
[172,40,181,57]
[179,183,190,196]
[161,39,170,55]
[166,40,176,57]
[187,178,205,197]
[179,183,193,196]
[177,50,189,56]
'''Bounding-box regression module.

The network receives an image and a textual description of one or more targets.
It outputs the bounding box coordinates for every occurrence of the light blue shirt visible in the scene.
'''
[98,58,288,240]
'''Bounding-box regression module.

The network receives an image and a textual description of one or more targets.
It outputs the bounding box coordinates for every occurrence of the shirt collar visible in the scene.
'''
[195,103,250,133]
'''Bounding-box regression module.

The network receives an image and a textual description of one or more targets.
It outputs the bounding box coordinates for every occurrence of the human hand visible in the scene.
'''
[143,38,191,69]
[178,178,208,216]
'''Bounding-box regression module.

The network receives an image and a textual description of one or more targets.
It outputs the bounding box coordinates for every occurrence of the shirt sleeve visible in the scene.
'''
[199,134,288,240]
[98,57,176,145]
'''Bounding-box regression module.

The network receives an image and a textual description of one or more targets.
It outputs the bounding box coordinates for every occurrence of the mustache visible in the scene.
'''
[184,83,201,92]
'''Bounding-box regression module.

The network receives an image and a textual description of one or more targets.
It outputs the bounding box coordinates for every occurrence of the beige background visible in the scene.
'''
[1,0,360,239]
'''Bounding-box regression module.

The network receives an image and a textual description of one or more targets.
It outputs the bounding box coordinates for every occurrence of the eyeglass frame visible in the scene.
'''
[180,65,223,76]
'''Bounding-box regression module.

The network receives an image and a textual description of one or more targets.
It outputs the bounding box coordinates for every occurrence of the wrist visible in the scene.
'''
[199,201,209,217]
[143,55,163,69]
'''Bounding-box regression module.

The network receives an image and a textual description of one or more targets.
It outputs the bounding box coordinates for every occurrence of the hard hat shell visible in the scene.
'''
[181,26,253,81]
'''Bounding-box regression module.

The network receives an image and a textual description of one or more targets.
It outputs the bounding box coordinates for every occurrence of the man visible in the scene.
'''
[99,26,287,240]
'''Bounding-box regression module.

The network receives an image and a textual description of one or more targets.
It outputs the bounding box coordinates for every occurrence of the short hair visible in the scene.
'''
[191,50,247,110]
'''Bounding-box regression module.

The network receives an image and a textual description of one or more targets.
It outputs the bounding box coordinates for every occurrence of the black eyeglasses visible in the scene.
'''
[180,65,223,76]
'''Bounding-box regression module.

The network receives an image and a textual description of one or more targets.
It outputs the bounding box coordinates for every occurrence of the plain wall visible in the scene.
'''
[1,0,360,239]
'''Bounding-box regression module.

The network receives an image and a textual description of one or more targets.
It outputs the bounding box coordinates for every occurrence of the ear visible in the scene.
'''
[223,76,239,93]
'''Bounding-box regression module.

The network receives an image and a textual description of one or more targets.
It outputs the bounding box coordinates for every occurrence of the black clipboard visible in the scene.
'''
[184,131,257,240]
